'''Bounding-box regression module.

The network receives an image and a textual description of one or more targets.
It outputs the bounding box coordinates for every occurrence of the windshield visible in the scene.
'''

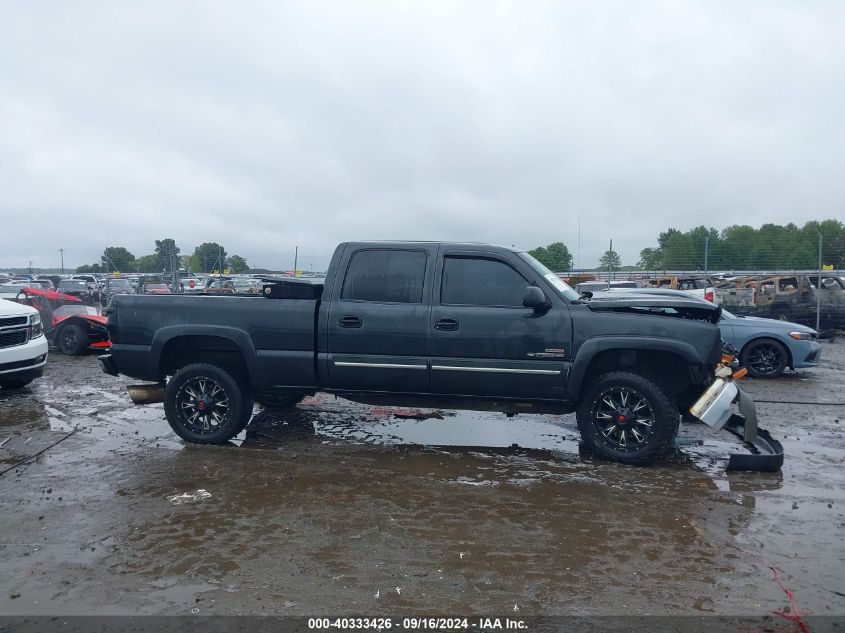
[55,305,99,318]
[517,252,580,302]
[109,279,132,287]
[59,281,87,290]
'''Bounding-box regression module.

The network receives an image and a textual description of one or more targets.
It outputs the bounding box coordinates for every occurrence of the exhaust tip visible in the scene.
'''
[127,383,166,405]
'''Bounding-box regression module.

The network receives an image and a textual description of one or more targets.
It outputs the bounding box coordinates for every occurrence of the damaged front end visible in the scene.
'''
[689,350,784,472]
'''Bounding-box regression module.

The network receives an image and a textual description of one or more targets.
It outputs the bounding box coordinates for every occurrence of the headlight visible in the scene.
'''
[29,313,44,339]
[789,331,815,340]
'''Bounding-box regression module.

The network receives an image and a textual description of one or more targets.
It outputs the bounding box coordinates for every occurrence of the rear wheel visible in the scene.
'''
[57,323,88,355]
[741,338,788,378]
[577,371,679,465]
[164,363,254,444]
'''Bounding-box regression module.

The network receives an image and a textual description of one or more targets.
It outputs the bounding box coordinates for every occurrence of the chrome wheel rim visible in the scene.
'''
[746,343,784,375]
[176,376,230,434]
[592,387,655,452]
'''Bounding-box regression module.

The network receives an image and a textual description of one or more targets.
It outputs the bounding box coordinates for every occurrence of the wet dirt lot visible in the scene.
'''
[1,342,843,619]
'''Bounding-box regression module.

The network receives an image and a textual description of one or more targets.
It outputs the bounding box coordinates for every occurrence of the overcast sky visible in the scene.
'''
[2,1,843,271]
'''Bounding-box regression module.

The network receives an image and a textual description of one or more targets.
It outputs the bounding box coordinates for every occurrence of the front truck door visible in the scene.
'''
[430,252,572,400]
[326,247,434,393]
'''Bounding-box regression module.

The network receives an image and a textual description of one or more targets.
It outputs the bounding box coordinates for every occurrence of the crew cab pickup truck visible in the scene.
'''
[100,241,747,466]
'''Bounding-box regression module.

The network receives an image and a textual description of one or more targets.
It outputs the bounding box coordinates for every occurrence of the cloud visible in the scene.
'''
[1,0,843,270]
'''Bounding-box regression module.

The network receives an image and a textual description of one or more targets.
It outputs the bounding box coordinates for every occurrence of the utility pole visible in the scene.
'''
[293,246,298,276]
[816,231,822,334]
[704,235,709,277]
[102,255,110,308]
[607,238,613,287]
[218,246,223,285]
[577,217,581,273]
[166,248,180,293]
[29,260,33,275]
[59,248,65,274]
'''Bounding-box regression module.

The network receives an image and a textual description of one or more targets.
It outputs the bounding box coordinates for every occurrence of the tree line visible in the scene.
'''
[529,219,845,272]
[75,239,251,274]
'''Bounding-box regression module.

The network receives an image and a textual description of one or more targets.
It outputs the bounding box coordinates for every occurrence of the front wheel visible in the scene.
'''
[741,338,788,378]
[576,371,680,466]
[57,323,88,355]
[164,363,254,444]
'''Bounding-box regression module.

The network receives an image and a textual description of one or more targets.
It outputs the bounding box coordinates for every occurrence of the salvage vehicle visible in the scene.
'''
[142,282,171,295]
[0,297,47,389]
[99,241,782,470]
[649,276,715,302]
[56,279,96,305]
[15,287,110,356]
[602,288,821,378]
[36,274,64,288]
[233,278,264,295]
[205,278,237,294]
[575,280,638,294]
[72,275,102,302]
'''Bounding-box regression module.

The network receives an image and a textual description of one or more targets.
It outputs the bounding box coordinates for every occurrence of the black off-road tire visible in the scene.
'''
[164,363,254,444]
[576,370,680,466]
[741,338,788,378]
[57,323,88,355]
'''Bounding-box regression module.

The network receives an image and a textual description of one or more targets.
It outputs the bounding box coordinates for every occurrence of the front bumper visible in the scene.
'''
[791,340,822,368]
[0,335,49,376]
[690,375,784,472]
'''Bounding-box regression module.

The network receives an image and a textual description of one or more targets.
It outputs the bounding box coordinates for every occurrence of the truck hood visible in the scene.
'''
[0,298,39,318]
[585,292,721,324]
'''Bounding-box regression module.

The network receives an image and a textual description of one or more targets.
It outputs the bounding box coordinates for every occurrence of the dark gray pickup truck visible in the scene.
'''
[100,241,768,467]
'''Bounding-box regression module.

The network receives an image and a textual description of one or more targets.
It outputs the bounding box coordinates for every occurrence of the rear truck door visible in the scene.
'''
[429,249,572,399]
[326,246,434,393]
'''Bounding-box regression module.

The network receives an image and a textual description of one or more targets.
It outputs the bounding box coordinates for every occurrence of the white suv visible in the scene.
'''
[0,299,48,389]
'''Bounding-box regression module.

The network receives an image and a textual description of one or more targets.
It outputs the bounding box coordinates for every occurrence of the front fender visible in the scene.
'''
[565,336,707,401]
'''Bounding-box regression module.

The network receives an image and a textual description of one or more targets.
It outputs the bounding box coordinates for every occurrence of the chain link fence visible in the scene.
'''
[580,227,845,334]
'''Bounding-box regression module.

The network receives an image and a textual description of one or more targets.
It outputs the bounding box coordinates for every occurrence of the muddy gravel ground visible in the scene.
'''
[1,341,844,621]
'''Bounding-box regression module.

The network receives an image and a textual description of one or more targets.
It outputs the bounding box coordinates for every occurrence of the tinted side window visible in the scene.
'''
[441,257,527,306]
[341,249,427,303]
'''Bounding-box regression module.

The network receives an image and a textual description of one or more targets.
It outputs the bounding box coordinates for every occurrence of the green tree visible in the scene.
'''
[181,254,202,273]
[102,246,136,273]
[637,247,664,270]
[598,250,621,271]
[135,254,161,273]
[193,242,227,273]
[154,238,180,271]
[527,242,572,272]
[227,255,249,273]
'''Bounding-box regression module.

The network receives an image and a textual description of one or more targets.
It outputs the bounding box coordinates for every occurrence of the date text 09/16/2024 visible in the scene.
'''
[307,618,527,630]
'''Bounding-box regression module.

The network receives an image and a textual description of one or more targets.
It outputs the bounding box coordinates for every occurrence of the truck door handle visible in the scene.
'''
[435,318,459,331]
[339,315,363,328]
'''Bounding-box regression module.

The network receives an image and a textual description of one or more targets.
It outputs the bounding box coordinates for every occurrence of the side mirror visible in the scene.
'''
[523,286,549,311]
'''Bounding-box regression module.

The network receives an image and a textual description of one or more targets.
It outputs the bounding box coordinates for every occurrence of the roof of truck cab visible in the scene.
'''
[343,241,521,252]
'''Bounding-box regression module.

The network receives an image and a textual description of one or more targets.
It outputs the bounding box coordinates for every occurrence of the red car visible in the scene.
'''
[14,287,110,355]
